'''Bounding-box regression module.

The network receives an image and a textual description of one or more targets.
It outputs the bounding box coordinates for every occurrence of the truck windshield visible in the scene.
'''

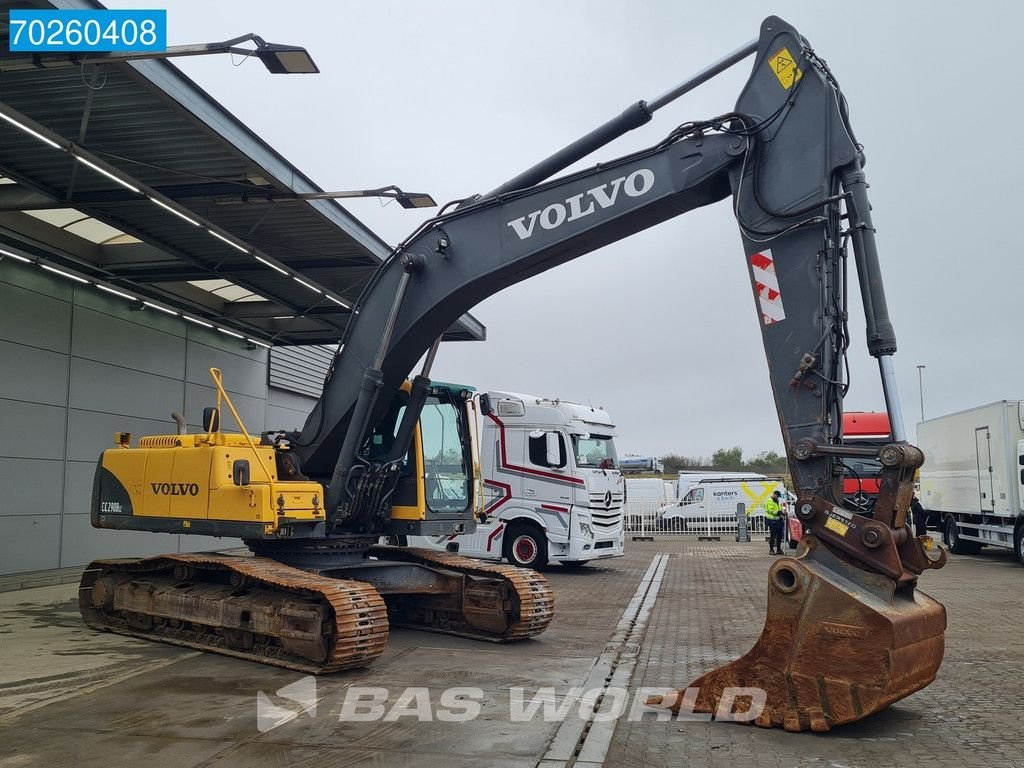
[420,394,470,514]
[572,434,617,468]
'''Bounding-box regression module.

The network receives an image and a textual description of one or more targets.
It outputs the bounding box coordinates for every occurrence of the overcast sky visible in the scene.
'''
[108,0,1022,459]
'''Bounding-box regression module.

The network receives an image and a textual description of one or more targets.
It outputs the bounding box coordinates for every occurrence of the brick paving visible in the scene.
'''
[608,540,1024,768]
[0,540,1021,767]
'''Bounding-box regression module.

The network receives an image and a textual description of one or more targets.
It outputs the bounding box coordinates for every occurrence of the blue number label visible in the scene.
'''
[8,10,167,53]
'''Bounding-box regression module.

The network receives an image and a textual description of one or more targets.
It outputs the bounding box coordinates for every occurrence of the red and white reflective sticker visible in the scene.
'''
[750,249,786,325]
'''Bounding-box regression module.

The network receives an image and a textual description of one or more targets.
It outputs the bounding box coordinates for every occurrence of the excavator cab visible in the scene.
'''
[361,381,479,537]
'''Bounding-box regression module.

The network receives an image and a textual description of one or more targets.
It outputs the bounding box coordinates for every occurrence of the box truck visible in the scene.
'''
[917,401,1024,563]
[407,390,625,568]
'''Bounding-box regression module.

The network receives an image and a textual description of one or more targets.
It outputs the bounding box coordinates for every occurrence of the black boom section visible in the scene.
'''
[294,137,738,476]
[293,15,895,516]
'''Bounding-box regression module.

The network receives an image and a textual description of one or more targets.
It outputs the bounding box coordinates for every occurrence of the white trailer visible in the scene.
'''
[917,400,1024,563]
[624,477,672,503]
[409,391,625,569]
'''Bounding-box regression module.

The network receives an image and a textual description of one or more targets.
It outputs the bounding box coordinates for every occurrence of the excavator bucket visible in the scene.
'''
[649,537,946,732]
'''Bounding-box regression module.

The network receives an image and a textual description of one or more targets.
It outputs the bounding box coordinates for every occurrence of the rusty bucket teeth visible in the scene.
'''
[653,536,946,732]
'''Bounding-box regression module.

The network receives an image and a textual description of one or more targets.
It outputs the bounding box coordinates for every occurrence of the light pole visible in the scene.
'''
[916,364,926,423]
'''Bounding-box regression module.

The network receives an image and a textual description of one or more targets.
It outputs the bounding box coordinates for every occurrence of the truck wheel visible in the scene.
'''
[377,535,407,546]
[504,523,548,569]
[1014,522,1024,565]
[944,516,981,555]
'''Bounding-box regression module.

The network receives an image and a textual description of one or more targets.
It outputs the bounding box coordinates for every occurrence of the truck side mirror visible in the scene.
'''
[546,432,564,468]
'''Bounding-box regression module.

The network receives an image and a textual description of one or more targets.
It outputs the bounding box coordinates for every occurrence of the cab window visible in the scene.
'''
[572,434,617,468]
[682,488,705,504]
[529,432,566,468]
[420,393,470,513]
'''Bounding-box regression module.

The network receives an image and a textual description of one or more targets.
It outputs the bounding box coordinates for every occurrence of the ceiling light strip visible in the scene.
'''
[95,284,136,301]
[150,196,201,227]
[293,276,322,294]
[208,229,250,254]
[0,247,33,264]
[143,300,179,316]
[39,263,89,284]
[73,155,141,194]
[325,294,350,308]
[255,254,288,275]
[0,109,63,150]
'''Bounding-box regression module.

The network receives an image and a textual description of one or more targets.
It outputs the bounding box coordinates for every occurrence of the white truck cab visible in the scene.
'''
[410,390,625,568]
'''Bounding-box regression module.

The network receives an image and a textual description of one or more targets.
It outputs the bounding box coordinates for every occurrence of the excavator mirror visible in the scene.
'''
[203,407,220,433]
[232,459,251,487]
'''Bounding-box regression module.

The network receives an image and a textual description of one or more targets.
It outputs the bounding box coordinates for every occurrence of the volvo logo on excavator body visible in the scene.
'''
[506,168,656,241]
[151,482,201,497]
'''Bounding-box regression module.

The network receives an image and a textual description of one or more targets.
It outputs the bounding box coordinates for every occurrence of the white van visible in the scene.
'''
[657,476,786,535]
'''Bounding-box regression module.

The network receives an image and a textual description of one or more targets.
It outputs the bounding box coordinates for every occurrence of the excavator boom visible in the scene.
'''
[85,16,946,729]
[289,15,946,729]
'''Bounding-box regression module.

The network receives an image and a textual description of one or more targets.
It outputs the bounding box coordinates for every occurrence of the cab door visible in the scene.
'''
[523,430,572,507]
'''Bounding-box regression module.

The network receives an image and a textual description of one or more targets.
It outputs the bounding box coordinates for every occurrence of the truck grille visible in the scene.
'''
[591,509,622,529]
[588,492,624,507]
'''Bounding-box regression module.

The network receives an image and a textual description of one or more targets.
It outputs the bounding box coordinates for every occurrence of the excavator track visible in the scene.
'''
[366,546,555,641]
[79,553,389,674]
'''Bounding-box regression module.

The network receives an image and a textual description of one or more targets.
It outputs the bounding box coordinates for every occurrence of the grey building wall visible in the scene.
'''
[0,259,326,576]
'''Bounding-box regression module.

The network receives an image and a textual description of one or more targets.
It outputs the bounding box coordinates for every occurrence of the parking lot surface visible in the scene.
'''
[0,539,1021,768]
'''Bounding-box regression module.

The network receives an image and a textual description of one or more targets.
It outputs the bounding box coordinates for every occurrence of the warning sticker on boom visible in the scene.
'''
[750,250,786,325]
[768,47,803,90]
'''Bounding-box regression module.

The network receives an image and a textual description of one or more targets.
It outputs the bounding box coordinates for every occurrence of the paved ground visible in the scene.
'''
[0,539,1021,768]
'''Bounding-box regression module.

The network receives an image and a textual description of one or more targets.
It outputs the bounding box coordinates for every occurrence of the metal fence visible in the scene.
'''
[623,500,772,540]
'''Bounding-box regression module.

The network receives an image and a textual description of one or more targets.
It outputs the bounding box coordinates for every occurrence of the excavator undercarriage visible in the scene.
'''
[80,547,553,674]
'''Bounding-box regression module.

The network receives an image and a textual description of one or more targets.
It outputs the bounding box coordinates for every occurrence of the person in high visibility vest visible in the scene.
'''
[764,490,786,555]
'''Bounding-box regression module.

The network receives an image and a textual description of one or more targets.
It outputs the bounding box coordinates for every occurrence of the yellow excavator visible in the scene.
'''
[81,16,946,731]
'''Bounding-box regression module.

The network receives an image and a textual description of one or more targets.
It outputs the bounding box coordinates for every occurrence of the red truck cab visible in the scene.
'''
[842,411,891,513]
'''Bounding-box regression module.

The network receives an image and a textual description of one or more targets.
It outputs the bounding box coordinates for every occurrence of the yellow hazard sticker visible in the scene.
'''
[824,516,849,537]
[768,47,803,90]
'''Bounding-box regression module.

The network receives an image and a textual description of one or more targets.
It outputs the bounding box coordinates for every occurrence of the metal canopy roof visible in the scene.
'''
[0,0,484,346]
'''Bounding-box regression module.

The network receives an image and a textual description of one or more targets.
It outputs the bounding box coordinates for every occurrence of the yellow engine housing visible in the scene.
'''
[93,431,326,539]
